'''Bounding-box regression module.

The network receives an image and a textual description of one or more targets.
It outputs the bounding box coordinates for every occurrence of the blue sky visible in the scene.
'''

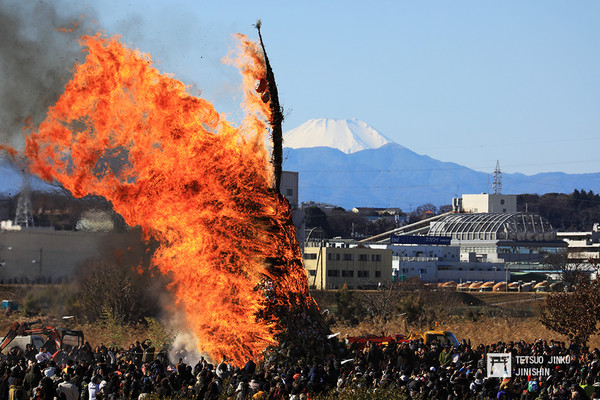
[14,1,600,175]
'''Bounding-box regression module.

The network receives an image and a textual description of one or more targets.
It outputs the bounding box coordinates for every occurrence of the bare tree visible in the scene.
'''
[540,276,600,345]
[544,251,591,290]
[361,284,402,321]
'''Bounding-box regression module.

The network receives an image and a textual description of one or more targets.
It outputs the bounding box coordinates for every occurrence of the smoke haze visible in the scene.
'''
[0,0,94,149]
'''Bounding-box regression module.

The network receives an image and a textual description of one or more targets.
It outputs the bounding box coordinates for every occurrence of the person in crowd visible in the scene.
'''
[34,348,51,364]
[1,332,600,400]
[56,374,78,400]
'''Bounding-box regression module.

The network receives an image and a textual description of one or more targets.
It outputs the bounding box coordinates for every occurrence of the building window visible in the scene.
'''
[286,188,293,196]
[328,253,340,261]
[304,253,317,260]
[358,254,368,261]
[327,269,340,277]
[375,271,381,278]
[371,254,382,262]
[343,254,354,261]
[342,270,354,277]
[357,270,370,278]
[307,269,316,276]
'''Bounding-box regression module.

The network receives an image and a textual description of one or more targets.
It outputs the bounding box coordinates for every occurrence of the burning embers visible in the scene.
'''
[18,33,315,365]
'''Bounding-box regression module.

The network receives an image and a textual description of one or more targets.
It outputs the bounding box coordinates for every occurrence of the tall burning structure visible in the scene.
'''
[7,29,319,365]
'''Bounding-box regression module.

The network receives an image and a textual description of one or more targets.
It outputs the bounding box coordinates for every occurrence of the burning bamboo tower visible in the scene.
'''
[255,20,284,194]
[253,21,329,357]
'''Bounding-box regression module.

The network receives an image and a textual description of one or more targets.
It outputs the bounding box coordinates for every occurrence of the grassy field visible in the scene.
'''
[0,285,597,351]
[313,289,600,349]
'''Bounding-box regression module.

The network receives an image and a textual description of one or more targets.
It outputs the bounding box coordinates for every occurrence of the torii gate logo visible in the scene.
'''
[487,353,511,378]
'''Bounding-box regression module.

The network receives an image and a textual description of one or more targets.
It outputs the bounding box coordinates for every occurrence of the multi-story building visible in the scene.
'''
[556,224,600,264]
[359,195,567,283]
[303,240,392,290]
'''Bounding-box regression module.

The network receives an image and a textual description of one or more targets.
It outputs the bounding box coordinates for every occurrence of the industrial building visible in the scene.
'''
[370,238,506,283]
[0,170,306,284]
[356,194,567,283]
[556,224,600,262]
[0,226,136,283]
[281,171,305,251]
[427,211,565,264]
[303,240,392,290]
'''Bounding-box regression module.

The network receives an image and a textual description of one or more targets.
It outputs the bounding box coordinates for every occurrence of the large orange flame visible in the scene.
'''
[22,33,314,365]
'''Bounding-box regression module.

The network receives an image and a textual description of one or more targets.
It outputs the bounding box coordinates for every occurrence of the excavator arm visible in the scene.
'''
[0,321,83,359]
[0,321,25,353]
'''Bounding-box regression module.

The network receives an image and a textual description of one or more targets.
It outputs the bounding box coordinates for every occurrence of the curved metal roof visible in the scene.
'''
[427,212,556,241]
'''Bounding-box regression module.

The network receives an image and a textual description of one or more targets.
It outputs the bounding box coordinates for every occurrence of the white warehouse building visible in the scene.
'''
[370,237,506,283]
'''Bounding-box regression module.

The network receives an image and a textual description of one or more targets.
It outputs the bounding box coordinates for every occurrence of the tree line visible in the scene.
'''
[518,189,600,231]
[304,203,447,240]
[304,190,600,240]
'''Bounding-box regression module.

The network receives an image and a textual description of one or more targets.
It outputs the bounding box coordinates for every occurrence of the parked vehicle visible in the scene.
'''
[347,328,459,350]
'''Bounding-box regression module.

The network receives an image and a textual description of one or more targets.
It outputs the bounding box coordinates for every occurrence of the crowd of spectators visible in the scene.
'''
[0,335,600,399]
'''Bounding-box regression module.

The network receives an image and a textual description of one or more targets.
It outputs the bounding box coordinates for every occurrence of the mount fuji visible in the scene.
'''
[282,118,600,210]
[283,118,392,154]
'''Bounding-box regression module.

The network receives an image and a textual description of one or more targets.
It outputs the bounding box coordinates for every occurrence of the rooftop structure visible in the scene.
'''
[428,212,556,241]
[460,193,517,214]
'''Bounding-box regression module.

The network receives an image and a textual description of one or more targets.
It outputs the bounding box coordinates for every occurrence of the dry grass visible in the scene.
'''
[322,289,600,347]
[2,285,600,352]
[331,315,600,349]
[0,313,153,350]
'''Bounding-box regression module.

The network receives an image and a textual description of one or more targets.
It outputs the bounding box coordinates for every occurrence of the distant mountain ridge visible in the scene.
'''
[282,119,600,210]
[3,119,600,211]
[0,157,57,196]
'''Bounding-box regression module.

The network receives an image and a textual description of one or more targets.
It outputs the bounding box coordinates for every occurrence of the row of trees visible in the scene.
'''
[518,190,600,231]
[332,279,468,328]
[304,203,443,239]
[331,274,600,346]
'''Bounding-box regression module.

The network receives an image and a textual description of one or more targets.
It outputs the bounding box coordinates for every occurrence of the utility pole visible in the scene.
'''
[39,248,43,280]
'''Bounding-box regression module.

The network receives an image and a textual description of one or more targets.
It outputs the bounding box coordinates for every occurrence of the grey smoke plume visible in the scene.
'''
[0,0,94,149]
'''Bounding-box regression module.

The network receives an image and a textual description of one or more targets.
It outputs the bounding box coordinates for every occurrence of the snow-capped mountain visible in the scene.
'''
[283,118,392,154]
[282,120,600,209]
